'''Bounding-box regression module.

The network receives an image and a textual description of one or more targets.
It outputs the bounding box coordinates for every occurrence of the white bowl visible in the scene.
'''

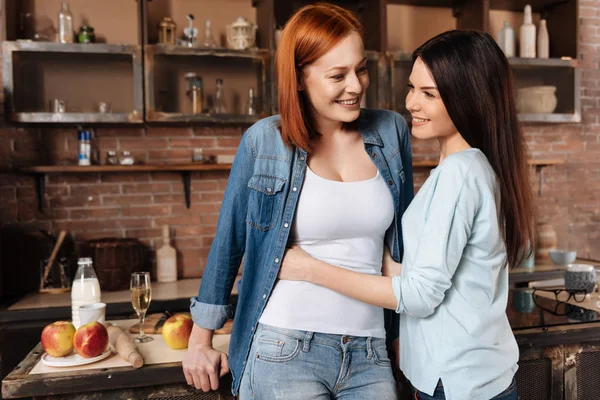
[549,249,577,265]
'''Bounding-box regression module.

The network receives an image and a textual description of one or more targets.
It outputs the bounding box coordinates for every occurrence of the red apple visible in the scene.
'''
[41,321,76,357]
[162,314,193,349]
[73,321,109,358]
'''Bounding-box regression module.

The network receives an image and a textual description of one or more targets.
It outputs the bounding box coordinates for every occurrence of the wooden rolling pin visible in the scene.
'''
[105,323,144,369]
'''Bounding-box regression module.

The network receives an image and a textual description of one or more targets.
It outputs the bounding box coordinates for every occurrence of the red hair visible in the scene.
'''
[275,3,364,150]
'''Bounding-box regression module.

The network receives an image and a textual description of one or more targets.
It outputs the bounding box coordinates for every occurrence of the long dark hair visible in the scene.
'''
[413,30,535,268]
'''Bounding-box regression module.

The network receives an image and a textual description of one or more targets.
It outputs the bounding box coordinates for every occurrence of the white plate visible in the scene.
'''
[41,349,112,367]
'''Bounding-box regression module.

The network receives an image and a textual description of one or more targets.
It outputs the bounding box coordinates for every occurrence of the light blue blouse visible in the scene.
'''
[392,148,518,400]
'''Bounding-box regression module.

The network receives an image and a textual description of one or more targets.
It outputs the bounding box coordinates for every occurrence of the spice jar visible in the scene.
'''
[77,25,96,43]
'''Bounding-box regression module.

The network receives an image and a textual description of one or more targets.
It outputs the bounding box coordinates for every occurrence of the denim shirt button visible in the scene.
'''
[275,258,280,263]
[284,223,289,228]
[300,156,305,161]
[388,179,393,186]
[292,187,298,191]
[262,294,267,299]
[267,187,272,193]
[371,153,377,158]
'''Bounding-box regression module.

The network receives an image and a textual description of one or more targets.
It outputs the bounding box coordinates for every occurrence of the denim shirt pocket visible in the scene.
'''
[246,175,286,232]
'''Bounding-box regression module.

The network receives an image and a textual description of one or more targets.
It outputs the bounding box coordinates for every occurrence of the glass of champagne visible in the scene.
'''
[130,272,153,343]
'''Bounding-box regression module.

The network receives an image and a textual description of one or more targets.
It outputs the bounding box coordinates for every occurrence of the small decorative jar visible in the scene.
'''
[158,17,176,45]
[77,25,96,44]
[105,150,118,165]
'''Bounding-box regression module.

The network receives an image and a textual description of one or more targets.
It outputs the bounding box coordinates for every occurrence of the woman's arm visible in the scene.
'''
[279,246,398,310]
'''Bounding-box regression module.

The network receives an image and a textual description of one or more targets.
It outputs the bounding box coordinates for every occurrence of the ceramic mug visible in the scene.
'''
[79,302,106,325]
[564,264,597,294]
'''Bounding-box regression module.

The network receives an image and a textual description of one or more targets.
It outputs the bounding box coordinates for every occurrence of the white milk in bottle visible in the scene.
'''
[71,257,101,328]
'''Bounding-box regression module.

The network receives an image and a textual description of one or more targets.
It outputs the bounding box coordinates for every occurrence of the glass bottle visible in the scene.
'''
[156,225,177,283]
[212,79,228,114]
[71,258,101,328]
[497,21,515,58]
[58,1,74,44]
[185,73,203,114]
[245,87,256,116]
[519,4,536,58]
[202,19,218,48]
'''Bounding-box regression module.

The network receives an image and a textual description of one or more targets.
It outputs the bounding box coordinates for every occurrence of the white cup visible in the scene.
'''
[79,303,106,325]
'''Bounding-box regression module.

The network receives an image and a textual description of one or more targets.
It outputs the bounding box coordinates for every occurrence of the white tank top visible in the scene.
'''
[259,166,395,338]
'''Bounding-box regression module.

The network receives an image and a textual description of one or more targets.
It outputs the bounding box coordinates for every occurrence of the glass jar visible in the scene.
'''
[77,25,96,43]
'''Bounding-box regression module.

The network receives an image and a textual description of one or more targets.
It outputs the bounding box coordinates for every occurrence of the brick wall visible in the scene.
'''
[0,2,598,280]
[0,126,242,278]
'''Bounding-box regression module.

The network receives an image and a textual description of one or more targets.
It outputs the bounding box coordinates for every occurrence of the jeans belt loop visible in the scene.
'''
[366,336,374,359]
[302,331,313,352]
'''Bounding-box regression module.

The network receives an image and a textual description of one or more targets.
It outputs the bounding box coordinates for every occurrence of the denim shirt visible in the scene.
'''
[190,108,414,395]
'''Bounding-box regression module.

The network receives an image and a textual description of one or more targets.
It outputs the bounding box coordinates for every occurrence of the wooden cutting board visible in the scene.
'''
[129,313,233,335]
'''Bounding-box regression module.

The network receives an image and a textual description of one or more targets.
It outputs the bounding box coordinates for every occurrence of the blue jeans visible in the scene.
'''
[411,378,518,400]
[239,323,398,400]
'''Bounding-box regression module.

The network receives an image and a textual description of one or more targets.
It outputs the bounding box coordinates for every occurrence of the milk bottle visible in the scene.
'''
[71,257,101,328]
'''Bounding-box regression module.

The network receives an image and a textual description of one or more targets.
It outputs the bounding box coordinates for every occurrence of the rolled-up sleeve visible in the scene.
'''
[190,129,255,330]
[392,162,474,318]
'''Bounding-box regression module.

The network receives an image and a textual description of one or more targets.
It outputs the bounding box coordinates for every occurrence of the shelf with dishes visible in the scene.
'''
[388,51,580,124]
[2,41,144,124]
[18,158,564,212]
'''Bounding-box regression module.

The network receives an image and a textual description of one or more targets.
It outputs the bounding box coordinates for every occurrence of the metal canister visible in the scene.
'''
[77,129,90,166]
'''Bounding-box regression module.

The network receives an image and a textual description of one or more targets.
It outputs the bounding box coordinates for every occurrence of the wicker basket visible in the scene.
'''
[81,238,147,291]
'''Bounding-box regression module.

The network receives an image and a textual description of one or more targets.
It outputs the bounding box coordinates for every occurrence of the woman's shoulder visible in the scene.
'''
[437,149,498,201]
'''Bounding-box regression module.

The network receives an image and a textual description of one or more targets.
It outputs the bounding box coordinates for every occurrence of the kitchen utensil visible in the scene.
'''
[106,323,144,368]
[40,231,67,292]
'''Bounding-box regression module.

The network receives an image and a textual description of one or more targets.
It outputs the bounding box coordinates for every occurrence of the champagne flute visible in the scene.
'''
[130,272,153,343]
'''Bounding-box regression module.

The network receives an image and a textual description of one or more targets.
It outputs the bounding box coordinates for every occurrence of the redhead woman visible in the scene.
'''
[182,3,413,399]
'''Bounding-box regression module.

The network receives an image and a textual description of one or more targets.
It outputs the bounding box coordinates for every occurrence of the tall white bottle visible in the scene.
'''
[520,5,536,58]
[156,225,177,283]
[57,1,74,44]
[498,21,515,58]
[537,19,549,59]
[71,258,101,328]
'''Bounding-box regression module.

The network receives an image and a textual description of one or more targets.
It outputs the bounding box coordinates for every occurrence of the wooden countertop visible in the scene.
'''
[2,318,232,399]
[7,277,240,312]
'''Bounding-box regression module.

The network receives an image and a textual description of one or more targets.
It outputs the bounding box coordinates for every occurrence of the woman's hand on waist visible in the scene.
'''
[278,245,317,282]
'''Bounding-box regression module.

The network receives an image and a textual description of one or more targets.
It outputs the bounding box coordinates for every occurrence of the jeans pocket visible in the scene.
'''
[371,342,392,368]
[255,331,301,364]
[246,175,285,232]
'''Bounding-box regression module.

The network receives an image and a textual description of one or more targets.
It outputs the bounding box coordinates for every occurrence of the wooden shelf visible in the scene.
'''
[490,0,571,13]
[3,42,144,125]
[2,41,140,55]
[388,0,571,12]
[18,163,233,174]
[145,112,264,124]
[18,156,565,212]
[413,158,565,168]
[18,163,233,212]
[387,0,460,7]
[518,113,581,123]
[147,45,269,60]
[508,57,579,68]
[9,112,143,124]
